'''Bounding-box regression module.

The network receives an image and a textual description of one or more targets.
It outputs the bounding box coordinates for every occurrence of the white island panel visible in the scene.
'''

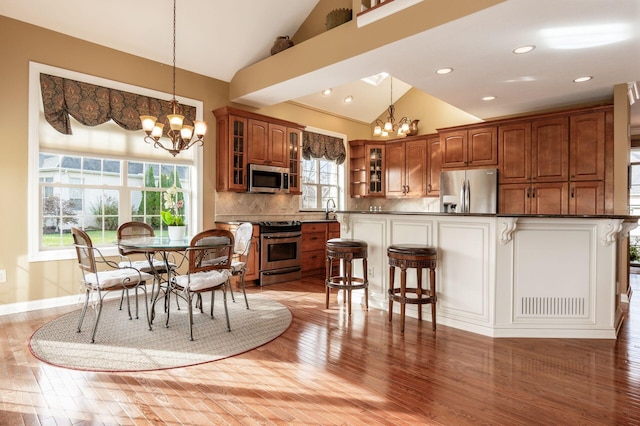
[352,217,387,305]
[437,219,493,327]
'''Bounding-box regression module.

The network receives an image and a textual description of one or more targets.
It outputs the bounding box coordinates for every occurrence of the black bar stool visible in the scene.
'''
[387,244,437,332]
[325,238,368,316]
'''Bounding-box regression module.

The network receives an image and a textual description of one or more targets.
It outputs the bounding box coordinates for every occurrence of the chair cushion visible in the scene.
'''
[230,260,246,274]
[85,269,153,289]
[118,259,173,273]
[174,269,231,292]
[234,223,253,255]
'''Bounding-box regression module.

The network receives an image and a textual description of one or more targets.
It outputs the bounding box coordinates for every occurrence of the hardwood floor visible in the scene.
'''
[2,275,640,425]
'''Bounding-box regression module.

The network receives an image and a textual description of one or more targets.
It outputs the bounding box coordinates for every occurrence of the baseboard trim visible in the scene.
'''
[0,291,122,317]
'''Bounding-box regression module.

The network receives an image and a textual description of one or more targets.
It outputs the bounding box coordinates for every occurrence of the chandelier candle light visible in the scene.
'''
[373,77,416,138]
[140,0,206,156]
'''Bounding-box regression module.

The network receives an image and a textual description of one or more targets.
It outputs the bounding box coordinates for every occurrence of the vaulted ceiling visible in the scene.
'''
[1,0,639,130]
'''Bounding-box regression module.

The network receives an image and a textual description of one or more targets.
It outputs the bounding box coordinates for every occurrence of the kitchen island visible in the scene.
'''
[335,211,639,338]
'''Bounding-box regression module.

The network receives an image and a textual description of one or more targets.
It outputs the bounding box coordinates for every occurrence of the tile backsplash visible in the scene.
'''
[215,192,327,222]
[215,191,440,223]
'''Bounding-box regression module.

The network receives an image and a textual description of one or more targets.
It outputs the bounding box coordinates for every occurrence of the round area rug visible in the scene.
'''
[29,293,291,372]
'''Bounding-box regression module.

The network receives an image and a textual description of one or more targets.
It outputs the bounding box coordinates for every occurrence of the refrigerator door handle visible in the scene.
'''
[465,178,471,213]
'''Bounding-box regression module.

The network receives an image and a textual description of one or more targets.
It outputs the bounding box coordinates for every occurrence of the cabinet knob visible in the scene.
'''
[427,184,432,193]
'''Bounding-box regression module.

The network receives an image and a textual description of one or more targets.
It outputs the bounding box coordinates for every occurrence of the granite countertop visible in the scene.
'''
[337,210,640,220]
[215,219,339,225]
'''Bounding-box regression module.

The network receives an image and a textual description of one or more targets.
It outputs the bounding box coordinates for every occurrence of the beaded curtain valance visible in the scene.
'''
[39,73,196,136]
[302,131,346,165]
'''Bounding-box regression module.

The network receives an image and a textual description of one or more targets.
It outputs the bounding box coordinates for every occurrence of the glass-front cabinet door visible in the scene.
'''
[367,144,385,197]
[288,128,301,194]
[231,116,247,190]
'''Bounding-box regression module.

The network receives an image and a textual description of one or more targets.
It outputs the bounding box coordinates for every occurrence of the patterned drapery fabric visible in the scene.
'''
[39,73,196,136]
[302,131,346,165]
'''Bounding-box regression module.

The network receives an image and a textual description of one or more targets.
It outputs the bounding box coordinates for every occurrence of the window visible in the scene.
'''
[29,62,203,261]
[299,128,346,211]
[301,157,343,210]
[39,153,191,249]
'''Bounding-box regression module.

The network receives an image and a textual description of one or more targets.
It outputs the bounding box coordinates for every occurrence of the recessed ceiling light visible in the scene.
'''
[482,96,496,101]
[513,45,536,54]
[436,67,453,75]
[321,88,332,95]
[573,76,593,83]
[344,95,353,103]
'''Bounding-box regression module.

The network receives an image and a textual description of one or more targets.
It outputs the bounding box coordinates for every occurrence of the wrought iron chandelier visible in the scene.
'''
[140,0,206,156]
[373,77,413,138]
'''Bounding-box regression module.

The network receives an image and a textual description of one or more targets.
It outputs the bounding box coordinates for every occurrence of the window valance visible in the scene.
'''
[39,73,196,136]
[302,131,346,165]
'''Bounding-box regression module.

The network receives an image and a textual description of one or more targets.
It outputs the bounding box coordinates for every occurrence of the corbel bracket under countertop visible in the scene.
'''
[499,217,518,244]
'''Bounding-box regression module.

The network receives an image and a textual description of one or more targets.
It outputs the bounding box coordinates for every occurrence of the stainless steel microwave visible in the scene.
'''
[248,164,290,194]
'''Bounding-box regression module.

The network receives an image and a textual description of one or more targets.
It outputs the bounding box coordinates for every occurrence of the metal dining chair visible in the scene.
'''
[71,227,153,343]
[231,222,253,309]
[116,221,177,313]
[170,229,234,340]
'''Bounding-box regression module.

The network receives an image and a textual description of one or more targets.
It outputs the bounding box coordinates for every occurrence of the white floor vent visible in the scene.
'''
[520,297,586,318]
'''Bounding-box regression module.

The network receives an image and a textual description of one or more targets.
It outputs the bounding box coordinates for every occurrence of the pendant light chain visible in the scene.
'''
[172,0,177,103]
[139,0,207,156]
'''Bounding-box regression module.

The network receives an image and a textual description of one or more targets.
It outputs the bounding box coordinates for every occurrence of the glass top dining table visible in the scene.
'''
[117,235,233,324]
[117,236,193,252]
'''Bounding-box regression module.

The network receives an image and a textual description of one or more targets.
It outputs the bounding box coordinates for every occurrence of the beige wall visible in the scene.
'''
[0,16,368,307]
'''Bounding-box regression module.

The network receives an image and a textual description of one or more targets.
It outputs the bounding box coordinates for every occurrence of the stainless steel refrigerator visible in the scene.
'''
[439,168,498,213]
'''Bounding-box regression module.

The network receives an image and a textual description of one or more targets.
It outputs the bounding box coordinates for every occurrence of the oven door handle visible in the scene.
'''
[261,266,302,276]
[262,233,302,239]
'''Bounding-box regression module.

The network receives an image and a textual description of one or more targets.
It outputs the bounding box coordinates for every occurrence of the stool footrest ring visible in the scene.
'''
[326,277,368,291]
[388,288,436,305]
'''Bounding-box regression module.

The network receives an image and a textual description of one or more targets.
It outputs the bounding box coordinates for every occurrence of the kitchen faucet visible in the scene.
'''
[325,199,336,220]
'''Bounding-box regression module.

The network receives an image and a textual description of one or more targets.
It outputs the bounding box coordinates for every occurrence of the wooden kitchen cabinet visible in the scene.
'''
[287,127,302,194]
[247,119,288,168]
[498,121,531,184]
[499,182,569,215]
[497,106,611,214]
[215,222,260,285]
[349,140,385,198]
[440,126,497,168]
[569,111,606,181]
[302,222,337,276]
[213,106,304,192]
[499,118,569,183]
[532,117,569,182]
[385,138,427,197]
[300,221,340,276]
[569,180,605,215]
[214,112,248,192]
[426,134,441,197]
